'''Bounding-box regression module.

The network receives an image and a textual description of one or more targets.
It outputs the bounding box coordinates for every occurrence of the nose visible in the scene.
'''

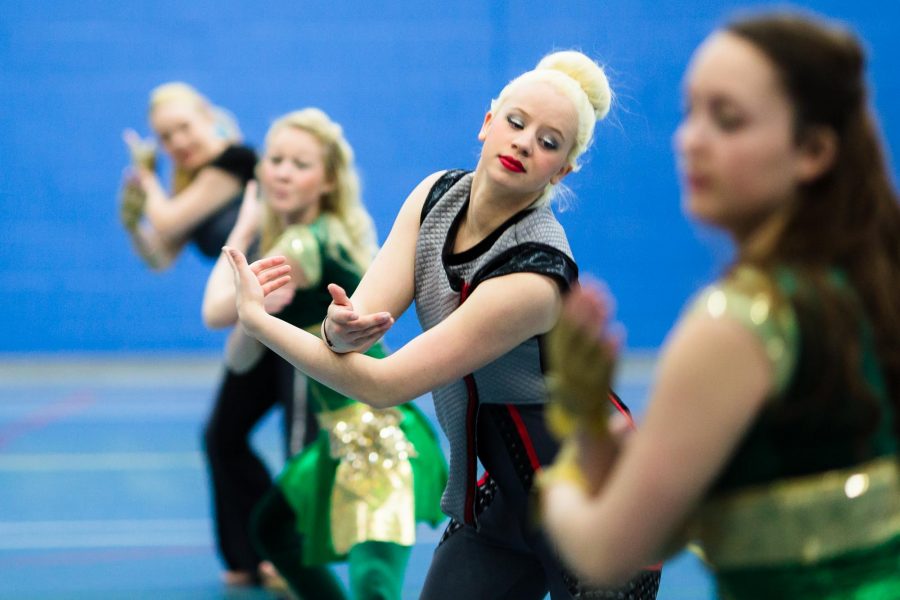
[511,130,532,157]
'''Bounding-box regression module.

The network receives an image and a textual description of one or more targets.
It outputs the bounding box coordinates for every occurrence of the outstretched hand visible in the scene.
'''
[122,128,157,171]
[322,283,394,353]
[222,247,292,330]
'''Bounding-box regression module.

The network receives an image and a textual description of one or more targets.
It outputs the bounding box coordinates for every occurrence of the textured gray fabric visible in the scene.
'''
[413,171,576,521]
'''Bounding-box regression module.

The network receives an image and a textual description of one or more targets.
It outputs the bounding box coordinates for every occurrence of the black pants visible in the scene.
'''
[202,348,317,575]
[419,404,661,600]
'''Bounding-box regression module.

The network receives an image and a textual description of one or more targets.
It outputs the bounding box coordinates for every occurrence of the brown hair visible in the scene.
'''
[728,13,900,438]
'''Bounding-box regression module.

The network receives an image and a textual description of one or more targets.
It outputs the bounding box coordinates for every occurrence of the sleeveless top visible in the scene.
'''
[413,169,578,521]
[683,266,900,599]
[188,144,257,258]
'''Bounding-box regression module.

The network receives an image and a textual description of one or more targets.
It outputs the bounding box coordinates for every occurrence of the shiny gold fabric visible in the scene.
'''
[317,403,418,554]
[688,456,900,569]
[689,267,798,395]
[274,225,322,288]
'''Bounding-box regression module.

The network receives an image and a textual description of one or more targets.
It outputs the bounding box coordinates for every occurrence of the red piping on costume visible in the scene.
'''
[463,374,479,524]
[608,391,636,430]
[505,405,542,472]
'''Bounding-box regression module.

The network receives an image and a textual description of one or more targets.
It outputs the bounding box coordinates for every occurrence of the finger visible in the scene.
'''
[257,264,292,286]
[243,180,258,203]
[327,283,353,307]
[328,305,360,324]
[261,275,292,296]
[347,319,395,343]
[122,128,140,148]
[249,255,288,275]
[223,246,252,276]
[342,312,392,331]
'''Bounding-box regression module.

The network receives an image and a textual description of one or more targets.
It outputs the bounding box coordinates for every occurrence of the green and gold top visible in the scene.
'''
[683,266,900,599]
[268,214,383,413]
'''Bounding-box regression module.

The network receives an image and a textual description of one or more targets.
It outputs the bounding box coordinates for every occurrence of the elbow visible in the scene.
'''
[202,304,230,330]
[563,545,651,589]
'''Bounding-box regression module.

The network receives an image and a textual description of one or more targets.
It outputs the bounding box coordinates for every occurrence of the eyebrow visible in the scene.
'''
[509,106,568,140]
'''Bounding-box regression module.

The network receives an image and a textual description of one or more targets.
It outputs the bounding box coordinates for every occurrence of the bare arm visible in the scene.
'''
[224,327,266,374]
[224,247,562,408]
[140,165,244,243]
[323,171,447,352]
[541,309,774,585]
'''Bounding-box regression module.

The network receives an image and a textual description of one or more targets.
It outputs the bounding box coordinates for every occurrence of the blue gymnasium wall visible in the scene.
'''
[1,1,898,353]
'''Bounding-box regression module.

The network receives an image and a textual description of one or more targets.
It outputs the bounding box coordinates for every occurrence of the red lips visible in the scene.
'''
[499,155,525,173]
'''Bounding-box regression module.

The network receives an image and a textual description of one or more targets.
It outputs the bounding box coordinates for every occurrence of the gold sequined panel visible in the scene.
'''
[688,456,900,569]
[688,267,798,395]
[318,403,418,554]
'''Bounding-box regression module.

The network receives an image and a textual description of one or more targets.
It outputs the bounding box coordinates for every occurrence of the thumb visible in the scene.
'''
[327,283,352,307]
[222,246,248,276]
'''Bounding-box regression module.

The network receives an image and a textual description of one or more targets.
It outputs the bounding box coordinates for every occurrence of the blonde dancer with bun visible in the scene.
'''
[222,51,660,599]
[119,84,313,588]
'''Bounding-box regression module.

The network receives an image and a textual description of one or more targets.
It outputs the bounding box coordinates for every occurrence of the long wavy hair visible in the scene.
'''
[729,13,900,439]
[258,108,377,270]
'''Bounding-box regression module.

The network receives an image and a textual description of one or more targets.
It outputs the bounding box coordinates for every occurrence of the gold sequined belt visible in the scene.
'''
[688,456,900,569]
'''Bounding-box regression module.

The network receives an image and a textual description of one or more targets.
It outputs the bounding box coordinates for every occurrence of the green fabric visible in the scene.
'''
[269,213,448,567]
[348,541,412,600]
[715,534,900,600]
[693,267,899,598]
[277,399,447,566]
[276,214,367,330]
[710,268,896,492]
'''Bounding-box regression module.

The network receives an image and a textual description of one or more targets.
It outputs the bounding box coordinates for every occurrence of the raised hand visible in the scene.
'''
[322,283,394,353]
[122,128,157,171]
[233,180,262,238]
[544,279,622,439]
[119,171,146,231]
[222,247,292,328]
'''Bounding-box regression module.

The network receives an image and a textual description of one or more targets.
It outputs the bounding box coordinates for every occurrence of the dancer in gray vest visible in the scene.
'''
[222,50,660,599]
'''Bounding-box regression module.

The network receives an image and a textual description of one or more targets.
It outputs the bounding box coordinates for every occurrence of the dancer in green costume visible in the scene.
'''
[204,108,446,599]
[539,12,900,599]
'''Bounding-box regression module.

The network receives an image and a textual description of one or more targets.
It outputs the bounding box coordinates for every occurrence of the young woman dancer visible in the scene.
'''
[539,12,900,599]
[203,107,447,600]
[119,83,310,586]
[222,51,660,599]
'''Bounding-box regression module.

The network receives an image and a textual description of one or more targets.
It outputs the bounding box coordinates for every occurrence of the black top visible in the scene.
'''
[188,144,257,258]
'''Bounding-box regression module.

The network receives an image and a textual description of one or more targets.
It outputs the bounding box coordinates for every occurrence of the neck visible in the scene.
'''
[280,205,322,228]
[733,204,795,265]
[466,169,541,240]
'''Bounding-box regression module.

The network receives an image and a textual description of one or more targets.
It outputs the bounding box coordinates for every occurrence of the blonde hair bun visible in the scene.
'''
[536,51,612,120]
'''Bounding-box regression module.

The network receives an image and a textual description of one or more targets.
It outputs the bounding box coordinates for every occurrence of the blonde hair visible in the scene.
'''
[148,82,242,193]
[259,108,377,270]
[490,50,612,206]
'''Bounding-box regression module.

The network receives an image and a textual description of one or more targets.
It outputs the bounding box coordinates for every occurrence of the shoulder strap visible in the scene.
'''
[420,169,469,224]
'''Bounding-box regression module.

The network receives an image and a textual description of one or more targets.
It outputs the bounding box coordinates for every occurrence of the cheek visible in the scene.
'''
[720,135,795,200]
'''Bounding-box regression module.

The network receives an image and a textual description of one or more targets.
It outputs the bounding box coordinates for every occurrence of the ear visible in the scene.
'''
[550,163,574,185]
[796,126,837,184]
[477,111,493,142]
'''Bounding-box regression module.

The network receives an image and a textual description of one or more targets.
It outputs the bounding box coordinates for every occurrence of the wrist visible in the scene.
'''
[321,317,351,354]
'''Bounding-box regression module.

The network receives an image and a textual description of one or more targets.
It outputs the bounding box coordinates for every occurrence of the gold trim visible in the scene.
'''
[689,456,900,569]
[318,403,417,553]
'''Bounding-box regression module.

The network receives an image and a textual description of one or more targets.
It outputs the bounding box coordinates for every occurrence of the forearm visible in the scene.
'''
[241,308,416,408]
[224,328,265,374]
[203,229,256,328]
[128,222,179,271]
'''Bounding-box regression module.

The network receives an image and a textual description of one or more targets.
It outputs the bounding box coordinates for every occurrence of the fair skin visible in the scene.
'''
[121,98,244,268]
[203,125,332,328]
[222,79,579,408]
[539,32,838,585]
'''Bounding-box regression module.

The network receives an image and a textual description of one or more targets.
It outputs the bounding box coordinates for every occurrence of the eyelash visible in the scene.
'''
[506,115,560,150]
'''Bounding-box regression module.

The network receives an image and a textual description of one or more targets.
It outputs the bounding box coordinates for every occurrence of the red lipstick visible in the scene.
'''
[499,155,525,173]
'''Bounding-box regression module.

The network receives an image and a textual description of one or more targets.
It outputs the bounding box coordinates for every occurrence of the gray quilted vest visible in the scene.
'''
[413,170,578,522]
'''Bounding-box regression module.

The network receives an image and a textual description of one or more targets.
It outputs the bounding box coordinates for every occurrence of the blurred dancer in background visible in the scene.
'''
[539,12,900,599]
[118,83,313,587]
[203,107,447,600]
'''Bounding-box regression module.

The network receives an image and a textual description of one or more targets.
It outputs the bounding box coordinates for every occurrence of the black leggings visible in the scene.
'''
[202,348,317,575]
[419,404,661,600]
